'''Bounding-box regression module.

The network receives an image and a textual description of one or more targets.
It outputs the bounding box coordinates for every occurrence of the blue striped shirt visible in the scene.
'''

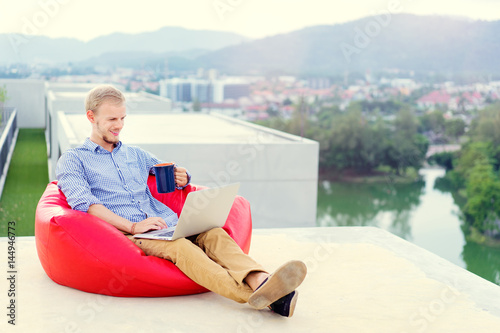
[56,138,185,227]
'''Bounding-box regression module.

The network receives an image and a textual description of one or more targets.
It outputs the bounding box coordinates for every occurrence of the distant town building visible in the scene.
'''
[159,77,250,104]
[218,78,250,103]
[417,90,485,111]
[307,77,331,90]
[160,78,193,103]
[417,91,452,109]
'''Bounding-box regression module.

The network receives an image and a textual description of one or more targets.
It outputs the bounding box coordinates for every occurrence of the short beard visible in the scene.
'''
[102,133,119,146]
[103,136,118,145]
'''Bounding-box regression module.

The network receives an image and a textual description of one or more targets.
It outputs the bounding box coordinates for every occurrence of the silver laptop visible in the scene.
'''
[134,183,240,241]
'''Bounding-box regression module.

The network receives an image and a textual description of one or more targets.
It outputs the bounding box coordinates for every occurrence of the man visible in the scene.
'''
[56,85,307,317]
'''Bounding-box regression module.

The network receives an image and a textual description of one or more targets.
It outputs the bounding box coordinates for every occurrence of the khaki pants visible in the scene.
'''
[127,228,266,303]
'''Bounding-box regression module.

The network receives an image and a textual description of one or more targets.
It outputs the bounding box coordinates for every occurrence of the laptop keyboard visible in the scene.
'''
[155,230,175,238]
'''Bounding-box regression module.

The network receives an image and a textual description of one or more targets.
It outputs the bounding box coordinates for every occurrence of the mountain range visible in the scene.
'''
[0,26,249,64]
[198,14,500,75]
[1,14,499,76]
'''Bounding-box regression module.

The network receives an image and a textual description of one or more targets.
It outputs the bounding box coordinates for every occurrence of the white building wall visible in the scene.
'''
[0,79,45,128]
[213,81,224,103]
[159,80,168,99]
[143,141,318,228]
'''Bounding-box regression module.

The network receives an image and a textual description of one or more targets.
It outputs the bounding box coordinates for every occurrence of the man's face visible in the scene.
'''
[87,101,127,150]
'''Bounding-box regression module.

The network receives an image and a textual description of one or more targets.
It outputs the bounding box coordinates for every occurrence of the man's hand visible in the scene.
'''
[174,166,189,187]
[133,217,168,234]
[88,204,169,235]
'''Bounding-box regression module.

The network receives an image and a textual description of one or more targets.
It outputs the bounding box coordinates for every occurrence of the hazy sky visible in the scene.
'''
[3,0,500,41]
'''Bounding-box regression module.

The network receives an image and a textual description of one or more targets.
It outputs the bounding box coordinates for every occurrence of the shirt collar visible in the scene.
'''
[83,138,122,154]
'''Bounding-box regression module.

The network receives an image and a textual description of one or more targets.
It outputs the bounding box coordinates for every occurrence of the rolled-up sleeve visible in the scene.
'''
[56,152,103,213]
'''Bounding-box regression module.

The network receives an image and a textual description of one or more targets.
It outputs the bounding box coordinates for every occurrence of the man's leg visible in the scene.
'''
[127,235,258,303]
[127,229,307,316]
[192,228,268,289]
[194,228,307,313]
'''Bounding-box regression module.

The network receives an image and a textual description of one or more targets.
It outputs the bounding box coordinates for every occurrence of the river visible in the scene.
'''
[317,168,500,285]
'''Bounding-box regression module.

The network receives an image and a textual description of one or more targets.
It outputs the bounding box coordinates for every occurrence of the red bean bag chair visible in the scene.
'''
[35,175,252,297]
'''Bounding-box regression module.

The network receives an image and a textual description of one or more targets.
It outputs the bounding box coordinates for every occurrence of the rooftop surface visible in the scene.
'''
[51,91,157,102]
[64,113,306,145]
[47,83,172,114]
[1,227,500,332]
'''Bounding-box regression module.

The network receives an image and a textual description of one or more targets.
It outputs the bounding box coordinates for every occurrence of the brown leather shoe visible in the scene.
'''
[248,260,307,310]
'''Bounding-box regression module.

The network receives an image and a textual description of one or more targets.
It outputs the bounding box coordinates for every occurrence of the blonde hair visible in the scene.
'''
[85,85,125,113]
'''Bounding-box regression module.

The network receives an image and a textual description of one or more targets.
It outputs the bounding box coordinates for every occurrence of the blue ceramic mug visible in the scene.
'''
[153,163,176,193]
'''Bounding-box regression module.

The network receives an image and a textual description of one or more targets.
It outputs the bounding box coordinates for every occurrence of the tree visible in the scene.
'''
[441,140,500,236]
[385,107,429,175]
[266,105,279,118]
[420,110,445,134]
[395,106,419,136]
[319,103,390,173]
[286,96,308,137]
[255,100,429,176]
[428,151,455,171]
[469,102,500,167]
[445,118,466,141]
[453,141,494,181]
[360,100,403,115]
[464,162,500,234]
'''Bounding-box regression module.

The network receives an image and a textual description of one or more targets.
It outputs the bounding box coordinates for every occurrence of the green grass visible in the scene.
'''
[0,129,49,237]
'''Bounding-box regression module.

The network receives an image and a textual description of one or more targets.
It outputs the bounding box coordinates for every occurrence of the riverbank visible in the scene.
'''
[467,227,500,248]
[318,166,422,184]
[434,168,500,249]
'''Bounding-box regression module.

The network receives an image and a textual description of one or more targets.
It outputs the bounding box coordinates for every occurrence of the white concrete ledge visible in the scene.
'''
[1,227,500,332]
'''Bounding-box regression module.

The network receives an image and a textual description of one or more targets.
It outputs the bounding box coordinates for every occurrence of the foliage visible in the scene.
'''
[453,141,496,180]
[386,107,429,175]
[418,110,466,143]
[428,151,456,171]
[0,85,7,123]
[359,100,404,115]
[0,85,7,104]
[469,102,500,168]
[463,162,500,235]
[438,102,500,237]
[445,118,466,140]
[470,102,500,145]
[420,110,445,134]
[258,100,429,176]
